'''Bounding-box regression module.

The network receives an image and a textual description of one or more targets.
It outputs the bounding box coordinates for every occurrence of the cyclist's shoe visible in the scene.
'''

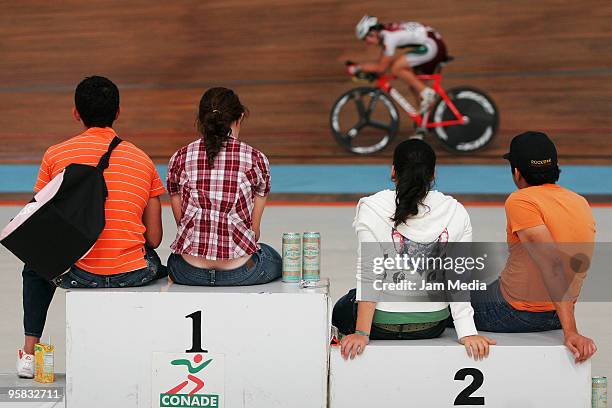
[409,129,426,140]
[16,349,34,378]
[419,87,437,115]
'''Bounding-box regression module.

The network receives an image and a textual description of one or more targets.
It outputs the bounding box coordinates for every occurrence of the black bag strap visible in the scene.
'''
[96,136,122,171]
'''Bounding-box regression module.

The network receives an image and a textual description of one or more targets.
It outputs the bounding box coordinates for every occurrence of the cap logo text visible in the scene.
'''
[531,158,552,166]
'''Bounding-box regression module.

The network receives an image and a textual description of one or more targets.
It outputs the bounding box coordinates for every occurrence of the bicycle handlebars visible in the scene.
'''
[353,72,380,82]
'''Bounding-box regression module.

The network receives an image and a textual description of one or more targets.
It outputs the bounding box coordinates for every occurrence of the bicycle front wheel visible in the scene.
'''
[330,87,399,155]
[430,86,499,153]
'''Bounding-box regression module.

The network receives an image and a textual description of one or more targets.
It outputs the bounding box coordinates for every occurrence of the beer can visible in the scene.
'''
[282,233,302,282]
[302,232,321,282]
[593,377,607,408]
[34,343,54,383]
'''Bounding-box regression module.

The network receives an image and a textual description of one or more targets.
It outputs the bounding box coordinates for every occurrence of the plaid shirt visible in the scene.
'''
[167,137,271,259]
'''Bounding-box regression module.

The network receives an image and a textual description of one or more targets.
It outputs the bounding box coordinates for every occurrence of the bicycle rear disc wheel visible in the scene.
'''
[330,87,399,155]
[430,86,499,153]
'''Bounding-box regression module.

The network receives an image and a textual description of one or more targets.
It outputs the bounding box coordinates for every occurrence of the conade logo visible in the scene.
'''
[159,354,219,407]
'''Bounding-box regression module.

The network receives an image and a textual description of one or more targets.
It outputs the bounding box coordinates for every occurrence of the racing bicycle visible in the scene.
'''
[330,58,499,154]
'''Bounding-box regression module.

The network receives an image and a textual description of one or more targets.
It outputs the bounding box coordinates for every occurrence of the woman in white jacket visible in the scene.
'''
[333,139,495,360]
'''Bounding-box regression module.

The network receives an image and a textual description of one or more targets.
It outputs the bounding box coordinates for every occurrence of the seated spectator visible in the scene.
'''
[471,131,597,363]
[17,76,167,378]
[333,139,495,361]
[166,87,281,286]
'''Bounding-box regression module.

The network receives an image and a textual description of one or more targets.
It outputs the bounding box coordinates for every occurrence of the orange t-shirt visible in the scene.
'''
[35,127,165,275]
[500,184,596,311]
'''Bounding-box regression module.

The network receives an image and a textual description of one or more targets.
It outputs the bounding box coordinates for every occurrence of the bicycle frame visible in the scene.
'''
[375,74,465,128]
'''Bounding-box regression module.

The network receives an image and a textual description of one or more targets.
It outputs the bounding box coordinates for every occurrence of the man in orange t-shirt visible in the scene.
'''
[17,76,167,379]
[471,131,597,363]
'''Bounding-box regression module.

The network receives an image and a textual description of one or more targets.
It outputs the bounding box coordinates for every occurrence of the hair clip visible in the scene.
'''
[212,109,221,114]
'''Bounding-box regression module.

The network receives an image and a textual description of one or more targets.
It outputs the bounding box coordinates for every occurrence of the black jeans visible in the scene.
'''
[22,247,167,338]
[168,243,282,286]
[470,279,562,333]
[332,288,447,340]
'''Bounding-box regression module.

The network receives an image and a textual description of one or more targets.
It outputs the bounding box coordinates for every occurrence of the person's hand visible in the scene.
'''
[459,335,496,360]
[340,333,369,360]
[347,64,362,75]
[564,332,597,363]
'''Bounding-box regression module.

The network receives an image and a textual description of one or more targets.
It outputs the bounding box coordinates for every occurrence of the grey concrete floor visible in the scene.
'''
[0,205,611,376]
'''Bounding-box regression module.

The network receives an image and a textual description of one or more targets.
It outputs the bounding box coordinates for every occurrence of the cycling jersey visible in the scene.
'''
[381,22,432,56]
[380,22,447,74]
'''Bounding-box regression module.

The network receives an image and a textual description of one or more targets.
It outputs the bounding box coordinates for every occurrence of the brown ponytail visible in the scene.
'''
[390,139,436,227]
[196,87,248,167]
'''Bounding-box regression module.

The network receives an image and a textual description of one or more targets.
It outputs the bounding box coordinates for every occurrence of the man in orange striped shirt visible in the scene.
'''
[17,76,166,379]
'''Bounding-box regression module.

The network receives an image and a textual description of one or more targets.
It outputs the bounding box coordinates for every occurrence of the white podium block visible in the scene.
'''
[330,330,591,408]
[66,279,330,408]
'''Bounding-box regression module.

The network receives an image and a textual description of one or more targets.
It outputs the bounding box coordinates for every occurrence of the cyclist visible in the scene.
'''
[349,15,448,114]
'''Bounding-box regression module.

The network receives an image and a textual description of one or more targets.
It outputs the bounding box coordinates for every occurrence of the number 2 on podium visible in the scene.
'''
[454,368,485,405]
[185,310,207,353]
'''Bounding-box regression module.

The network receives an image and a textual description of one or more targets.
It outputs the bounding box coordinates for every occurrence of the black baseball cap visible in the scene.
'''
[503,131,558,176]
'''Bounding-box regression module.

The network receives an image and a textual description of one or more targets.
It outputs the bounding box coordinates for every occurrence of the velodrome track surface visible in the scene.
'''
[1,206,612,377]
[1,0,611,164]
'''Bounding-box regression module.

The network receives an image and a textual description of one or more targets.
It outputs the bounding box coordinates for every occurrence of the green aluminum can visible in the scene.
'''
[282,233,302,282]
[593,377,607,408]
[302,232,321,282]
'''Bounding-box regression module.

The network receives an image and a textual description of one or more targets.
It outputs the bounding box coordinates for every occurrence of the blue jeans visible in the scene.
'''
[168,243,282,286]
[22,247,167,338]
[52,248,167,289]
[332,289,448,340]
[471,279,562,333]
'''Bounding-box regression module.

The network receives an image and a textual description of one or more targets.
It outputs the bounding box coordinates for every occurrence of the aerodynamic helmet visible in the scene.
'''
[355,15,379,40]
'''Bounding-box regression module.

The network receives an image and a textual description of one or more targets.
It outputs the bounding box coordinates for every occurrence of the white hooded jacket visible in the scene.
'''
[354,189,478,339]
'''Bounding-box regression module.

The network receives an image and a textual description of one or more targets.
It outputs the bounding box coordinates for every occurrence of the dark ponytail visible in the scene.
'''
[197,87,248,168]
[390,139,436,227]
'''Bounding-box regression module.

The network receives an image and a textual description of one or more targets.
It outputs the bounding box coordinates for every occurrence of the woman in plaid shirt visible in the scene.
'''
[166,87,282,286]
